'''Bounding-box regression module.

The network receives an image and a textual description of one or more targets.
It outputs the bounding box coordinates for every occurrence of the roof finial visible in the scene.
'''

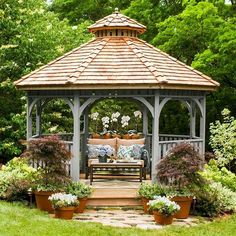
[114,7,119,14]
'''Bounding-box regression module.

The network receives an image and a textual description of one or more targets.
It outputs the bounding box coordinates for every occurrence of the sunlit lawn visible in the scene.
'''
[0,201,236,236]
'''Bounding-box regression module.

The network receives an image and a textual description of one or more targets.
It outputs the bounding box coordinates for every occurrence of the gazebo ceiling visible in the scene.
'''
[14,10,219,91]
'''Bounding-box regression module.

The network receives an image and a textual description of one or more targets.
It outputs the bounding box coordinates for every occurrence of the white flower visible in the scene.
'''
[72,26,78,30]
[134,110,142,119]
[91,112,99,121]
[121,115,130,127]
[101,116,110,124]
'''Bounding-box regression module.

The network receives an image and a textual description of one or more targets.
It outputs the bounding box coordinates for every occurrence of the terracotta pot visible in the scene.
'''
[92,133,100,139]
[153,210,174,225]
[123,134,131,139]
[55,206,75,220]
[131,134,140,139]
[171,196,193,219]
[35,191,54,212]
[112,134,121,139]
[103,133,111,139]
[74,197,88,213]
[141,197,150,214]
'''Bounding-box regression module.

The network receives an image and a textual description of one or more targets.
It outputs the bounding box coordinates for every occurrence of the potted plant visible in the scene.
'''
[90,112,100,138]
[138,183,163,213]
[66,182,92,213]
[148,196,180,225]
[156,143,204,219]
[24,135,71,212]
[49,193,79,220]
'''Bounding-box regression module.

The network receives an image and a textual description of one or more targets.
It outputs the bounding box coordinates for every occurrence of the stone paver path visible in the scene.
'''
[73,209,202,229]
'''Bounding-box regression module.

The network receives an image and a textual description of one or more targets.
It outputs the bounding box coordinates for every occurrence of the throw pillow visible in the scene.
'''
[87,144,115,159]
[132,144,144,159]
[117,145,133,160]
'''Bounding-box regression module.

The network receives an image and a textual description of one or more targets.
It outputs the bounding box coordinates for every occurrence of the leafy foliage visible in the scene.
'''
[0,157,38,201]
[193,181,236,217]
[209,109,236,170]
[66,182,92,199]
[138,183,164,199]
[23,135,71,190]
[200,160,236,192]
[156,143,204,190]
[0,0,91,162]
[50,0,132,24]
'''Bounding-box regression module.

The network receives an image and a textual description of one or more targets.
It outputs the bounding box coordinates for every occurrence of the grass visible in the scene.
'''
[0,201,236,236]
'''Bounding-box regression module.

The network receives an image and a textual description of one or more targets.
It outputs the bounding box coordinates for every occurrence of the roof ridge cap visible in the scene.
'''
[14,39,95,86]
[137,38,220,87]
[123,37,167,83]
[67,38,109,84]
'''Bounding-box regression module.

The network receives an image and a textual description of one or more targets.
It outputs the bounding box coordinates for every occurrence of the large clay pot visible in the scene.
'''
[55,206,75,220]
[171,196,193,219]
[35,191,54,212]
[153,210,174,225]
[74,197,88,213]
[141,197,150,214]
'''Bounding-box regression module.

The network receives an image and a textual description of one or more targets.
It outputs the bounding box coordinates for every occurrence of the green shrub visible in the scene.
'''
[194,182,236,217]
[209,109,236,171]
[0,157,38,201]
[66,182,92,199]
[23,135,71,191]
[200,160,236,192]
[138,183,164,199]
[156,143,204,192]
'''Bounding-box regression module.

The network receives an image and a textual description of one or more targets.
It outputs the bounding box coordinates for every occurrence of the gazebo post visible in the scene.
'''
[190,101,196,138]
[82,108,89,172]
[35,100,42,136]
[200,96,206,155]
[151,91,160,182]
[142,106,148,135]
[27,96,33,140]
[71,94,81,181]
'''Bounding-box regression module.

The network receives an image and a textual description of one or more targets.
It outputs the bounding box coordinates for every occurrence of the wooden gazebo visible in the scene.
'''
[14,9,219,181]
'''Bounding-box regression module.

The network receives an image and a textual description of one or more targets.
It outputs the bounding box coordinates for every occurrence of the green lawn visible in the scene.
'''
[0,201,236,236]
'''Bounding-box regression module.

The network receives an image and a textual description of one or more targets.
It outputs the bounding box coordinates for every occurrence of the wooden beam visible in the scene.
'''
[71,94,80,181]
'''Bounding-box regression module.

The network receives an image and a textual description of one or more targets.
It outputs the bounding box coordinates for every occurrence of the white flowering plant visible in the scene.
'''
[90,112,99,132]
[148,196,180,216]
[101,116,110,131]
[121,115,130,129]
[134,110,142,131]
[111,112,120,130]
[48,193,79,209]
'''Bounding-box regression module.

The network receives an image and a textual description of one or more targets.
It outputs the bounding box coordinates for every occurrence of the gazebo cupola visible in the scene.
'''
[88,8,146,38]
[14,9,219,182]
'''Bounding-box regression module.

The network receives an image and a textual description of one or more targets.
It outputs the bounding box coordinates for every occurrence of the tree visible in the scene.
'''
[50,0,132,24]
[0,0,92,162]
[152,2,224,64]
[124,0,184,42]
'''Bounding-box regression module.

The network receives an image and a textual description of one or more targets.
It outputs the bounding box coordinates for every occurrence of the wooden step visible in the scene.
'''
[87,187,141,206]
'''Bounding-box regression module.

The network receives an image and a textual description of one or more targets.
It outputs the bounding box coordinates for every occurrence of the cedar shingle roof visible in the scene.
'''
[88,9,146,33]
[14,11,219,91]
